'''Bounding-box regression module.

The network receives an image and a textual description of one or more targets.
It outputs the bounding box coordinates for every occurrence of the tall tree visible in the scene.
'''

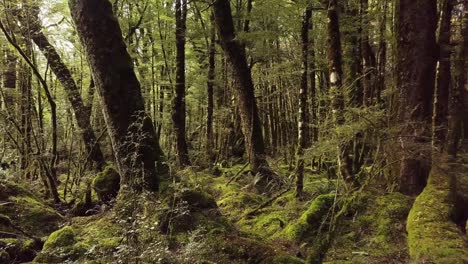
[19,3,105,170]
[206,12,216,162]
[396,0,438,195]
[69,0,165,192]
[295,3,312,197]
[213,0,276,182]
[173,0,190,167]
[327,0,352,182]
[433,0,453,151]
[448,1,467,157]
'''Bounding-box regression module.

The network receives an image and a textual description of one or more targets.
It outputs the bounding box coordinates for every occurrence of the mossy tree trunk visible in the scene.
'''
[396,0,438,195]
[69,0,165,192]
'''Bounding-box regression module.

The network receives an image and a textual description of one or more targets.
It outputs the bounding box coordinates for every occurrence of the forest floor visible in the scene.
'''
[0,156,467,263]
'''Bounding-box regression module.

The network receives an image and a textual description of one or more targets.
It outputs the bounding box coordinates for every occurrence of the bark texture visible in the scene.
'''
[296,4,312,197]
[213,0,273,178]
[396,0,438,195]
[326,0,352,182]
[173,0,190,167]
[69,0,165,192]
[433,0,453,150]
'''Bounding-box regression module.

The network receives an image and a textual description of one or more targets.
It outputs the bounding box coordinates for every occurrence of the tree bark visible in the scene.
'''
[173,0,190,167]
[448,2,467,157]
[213,0,274,180]
[296,4,312,197]
[396,0,438,195]
[2,49,17,111]
[433,0,453,151]
[69,0,165,192]
[19,5,105,170]
[207,12,216,163]
[326,0,352,182]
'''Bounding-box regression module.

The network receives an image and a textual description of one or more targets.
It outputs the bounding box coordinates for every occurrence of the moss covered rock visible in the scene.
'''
[93,166,120,202]
[35,215,122,263]
[0,181,63,237]
[283,194,336,241]
[407,165,468,264]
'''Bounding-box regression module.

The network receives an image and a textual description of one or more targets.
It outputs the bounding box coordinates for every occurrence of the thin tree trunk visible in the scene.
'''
[207,12,216,163]
[69,0,166,192]
[295,4,312,197]
[173,0,190,167]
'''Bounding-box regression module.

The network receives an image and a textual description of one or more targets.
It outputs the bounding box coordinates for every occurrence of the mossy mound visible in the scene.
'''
[282,194,336,241]
[35,213,122,263]
[159,189,232,235]
[93,166,120,202]
[0,181,63,237]
[326,191,413,263]
[407,164,468,264]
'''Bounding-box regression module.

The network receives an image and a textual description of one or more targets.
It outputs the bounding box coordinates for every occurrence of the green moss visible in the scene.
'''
[407,165,468,264]
[283,194,336,241]
[374,192,413,244]
[0,181,63,237]
[93,166,120,202]
[43,226,76,250]
[35,214,122,263]
[177,189,218,210]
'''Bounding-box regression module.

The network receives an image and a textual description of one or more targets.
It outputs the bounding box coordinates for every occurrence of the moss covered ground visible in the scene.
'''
[3,158,468,263]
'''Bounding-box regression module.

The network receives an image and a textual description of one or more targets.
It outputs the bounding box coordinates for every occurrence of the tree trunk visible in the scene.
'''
[207,12,216,163]
[173,0,190,167]
[2,49,16,111]
[296,4,312,197]
[396,0,438,195]
[433,0,453,151]
[69,0,165,192]
[448,2,467,157]
[360,0,376,106]
[20,6,105,170]
[326,0,352,182]
[213,0,275,180]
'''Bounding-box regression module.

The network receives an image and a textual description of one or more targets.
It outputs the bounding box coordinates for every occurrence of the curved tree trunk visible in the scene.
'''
[20,5,105,170]
[69,0,165,192]
[213,0,274,180]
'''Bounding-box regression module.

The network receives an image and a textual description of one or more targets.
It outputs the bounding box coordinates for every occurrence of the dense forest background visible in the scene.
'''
[0,0,467,263]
